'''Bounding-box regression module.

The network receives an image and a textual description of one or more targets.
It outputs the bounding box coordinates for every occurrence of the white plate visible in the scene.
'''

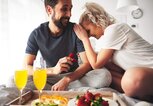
[68,98,118,106]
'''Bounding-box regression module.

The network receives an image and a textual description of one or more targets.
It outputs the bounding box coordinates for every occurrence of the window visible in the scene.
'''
[0,0,47,85]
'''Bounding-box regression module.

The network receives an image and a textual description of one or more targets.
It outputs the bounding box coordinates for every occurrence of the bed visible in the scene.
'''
[0,85,153,106]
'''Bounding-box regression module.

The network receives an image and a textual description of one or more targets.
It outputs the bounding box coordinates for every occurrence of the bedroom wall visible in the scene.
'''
[0,0,153,85]
[71,0,153,44]
[0,0,47,85]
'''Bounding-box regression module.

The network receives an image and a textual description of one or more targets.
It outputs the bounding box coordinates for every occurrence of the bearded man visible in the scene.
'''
[24,0,112,91]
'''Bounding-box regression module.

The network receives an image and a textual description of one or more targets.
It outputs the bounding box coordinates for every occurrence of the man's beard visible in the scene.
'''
[52,12,70,29]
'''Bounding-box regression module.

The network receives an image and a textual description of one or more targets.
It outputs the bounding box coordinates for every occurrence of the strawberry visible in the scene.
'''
[76,96,88,106]
[94,93,102,100]
[75,91,109,106]
[72,58,77,62]
[84,98,91,105]
[77,101,88,106]
[84,91,94,101]
[69,53,74,58]
[101,101,109,106]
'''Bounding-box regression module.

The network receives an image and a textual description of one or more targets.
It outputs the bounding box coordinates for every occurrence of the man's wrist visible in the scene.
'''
[47,67,56,75]
[63,76,71,84]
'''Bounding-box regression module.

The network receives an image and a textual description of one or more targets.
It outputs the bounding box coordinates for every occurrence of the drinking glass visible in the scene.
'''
[14,69,28,105]
[33,58,47,100]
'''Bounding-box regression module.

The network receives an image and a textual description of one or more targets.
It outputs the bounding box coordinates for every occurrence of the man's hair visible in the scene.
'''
[44,0,59,8]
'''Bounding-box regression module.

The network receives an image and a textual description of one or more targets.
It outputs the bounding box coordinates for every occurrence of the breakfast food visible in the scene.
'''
[75,91,109,106]
[31,94,68,106]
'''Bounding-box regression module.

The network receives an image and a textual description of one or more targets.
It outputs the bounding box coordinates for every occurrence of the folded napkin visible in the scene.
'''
[0,86,32,106]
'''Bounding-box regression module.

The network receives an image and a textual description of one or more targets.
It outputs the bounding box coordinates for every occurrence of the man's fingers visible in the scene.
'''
[59,57,73,65]
[51,86,57,91]
[60,63,70,71]
[51,85,63,91]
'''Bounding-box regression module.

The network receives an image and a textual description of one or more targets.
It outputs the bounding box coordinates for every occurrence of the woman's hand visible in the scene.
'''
[74,24,89,41]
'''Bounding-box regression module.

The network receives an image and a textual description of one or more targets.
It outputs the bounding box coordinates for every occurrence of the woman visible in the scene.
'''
[74,2,153,102]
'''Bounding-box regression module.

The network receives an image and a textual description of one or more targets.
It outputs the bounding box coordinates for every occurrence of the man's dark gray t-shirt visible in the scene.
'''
[25,22,85,72]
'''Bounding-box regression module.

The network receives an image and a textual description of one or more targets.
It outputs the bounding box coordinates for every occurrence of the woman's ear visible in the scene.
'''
[45,5,52,16]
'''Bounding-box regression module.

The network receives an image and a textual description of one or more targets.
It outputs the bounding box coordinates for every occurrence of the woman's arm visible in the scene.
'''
[82,38,114,69]
[74,24,114,69]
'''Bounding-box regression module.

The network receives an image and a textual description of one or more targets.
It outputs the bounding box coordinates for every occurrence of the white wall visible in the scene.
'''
[71,0,117,23]
[71,0,153,44]
[127,0,153,44]
[0,0,153,85]
[0,0,47,85]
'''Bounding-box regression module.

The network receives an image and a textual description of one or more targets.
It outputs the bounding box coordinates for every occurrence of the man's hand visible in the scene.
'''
[51,77,70,91]
[52,57,73,74]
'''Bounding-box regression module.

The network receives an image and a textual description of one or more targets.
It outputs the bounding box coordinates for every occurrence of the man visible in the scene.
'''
[24,0,112,91]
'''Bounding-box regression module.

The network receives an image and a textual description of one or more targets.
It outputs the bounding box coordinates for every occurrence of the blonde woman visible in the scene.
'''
[74,2,153,102]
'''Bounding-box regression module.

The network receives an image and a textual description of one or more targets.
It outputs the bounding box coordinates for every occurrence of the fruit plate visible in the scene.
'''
[68,98,118,106]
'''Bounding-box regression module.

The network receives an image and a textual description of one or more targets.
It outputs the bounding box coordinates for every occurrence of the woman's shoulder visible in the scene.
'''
[105,23,130,35]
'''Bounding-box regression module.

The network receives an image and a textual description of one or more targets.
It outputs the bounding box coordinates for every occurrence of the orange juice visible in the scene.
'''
[33,69,47,90]
[14,70,28,90]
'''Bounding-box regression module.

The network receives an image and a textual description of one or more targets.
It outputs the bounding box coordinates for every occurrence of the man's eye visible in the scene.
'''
[61,7,72,12]
[62,8,68,12]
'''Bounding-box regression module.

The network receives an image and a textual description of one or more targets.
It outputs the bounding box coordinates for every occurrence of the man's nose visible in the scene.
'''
[66,11,71,17]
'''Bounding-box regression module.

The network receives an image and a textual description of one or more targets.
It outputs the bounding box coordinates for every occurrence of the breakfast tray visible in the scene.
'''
[6,90,127,106]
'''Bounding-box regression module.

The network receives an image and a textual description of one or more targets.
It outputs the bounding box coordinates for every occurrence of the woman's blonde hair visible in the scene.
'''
[79,2,116,29]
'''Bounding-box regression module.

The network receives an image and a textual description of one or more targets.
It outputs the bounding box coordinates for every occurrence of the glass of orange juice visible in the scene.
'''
[33,58,47,100]
[14,69,28,105]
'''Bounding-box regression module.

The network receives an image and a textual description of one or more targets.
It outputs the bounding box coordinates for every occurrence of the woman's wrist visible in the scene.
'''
[82,38,90,45]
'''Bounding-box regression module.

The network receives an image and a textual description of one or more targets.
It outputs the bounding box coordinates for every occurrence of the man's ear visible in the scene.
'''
[46,5,53,15]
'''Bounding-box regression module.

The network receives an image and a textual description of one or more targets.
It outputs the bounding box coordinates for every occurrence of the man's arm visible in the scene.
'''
[64,51,92,82]
[51,51,92,91]
[23,54,36,75]
[24,54,74,76]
